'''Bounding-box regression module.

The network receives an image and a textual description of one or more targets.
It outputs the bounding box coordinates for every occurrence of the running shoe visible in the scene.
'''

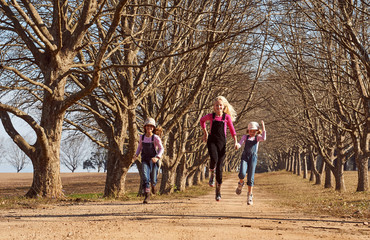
[247,193,253,205]
[209,172,215,187]
[236,181,244,195]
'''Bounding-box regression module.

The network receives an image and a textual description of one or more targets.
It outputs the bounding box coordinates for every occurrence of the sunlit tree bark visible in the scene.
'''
[0,0,128,198]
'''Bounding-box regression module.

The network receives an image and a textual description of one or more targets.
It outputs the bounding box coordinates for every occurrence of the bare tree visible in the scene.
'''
[0,138,4,165]
[0,0,129,198]
[6,144,29,173]
[61,135,89,173]
[86,147,107,173]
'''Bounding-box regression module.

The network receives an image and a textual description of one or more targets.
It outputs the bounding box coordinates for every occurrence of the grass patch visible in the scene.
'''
[256,170,369,220]
[68,193,104,200]
[0,176,212,209]
[0,196,63,209]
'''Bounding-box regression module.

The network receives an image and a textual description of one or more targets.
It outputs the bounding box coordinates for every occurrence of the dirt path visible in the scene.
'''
[0,174,369,240]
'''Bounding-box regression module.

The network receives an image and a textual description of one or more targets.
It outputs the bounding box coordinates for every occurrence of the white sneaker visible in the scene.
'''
[209,172,215,187]
[247,193,253,205]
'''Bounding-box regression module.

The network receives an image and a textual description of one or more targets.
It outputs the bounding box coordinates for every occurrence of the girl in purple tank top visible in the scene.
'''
[235,120,266,205]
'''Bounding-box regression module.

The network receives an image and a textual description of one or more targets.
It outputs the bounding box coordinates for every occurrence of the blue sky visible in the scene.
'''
[0,115,139,173]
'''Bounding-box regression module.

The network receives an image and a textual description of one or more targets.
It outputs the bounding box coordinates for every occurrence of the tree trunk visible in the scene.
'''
[352,131,369,191]
[26,106,65,198]
[296,149,301,176]
[293,149,297,175]
[93,100,137,197]
[26,152,63,198]
[192,167,201,185]
[308,147,321,185]
[324,164,332,189]
[333,130,347,192]
[186,170,196,187]
[160,163,178,194]
[309,167,314,182]
[282,151,288,171]
[104,149,131,197]
[175,158,187,192]
[302,149,308,179]
[177,173,187,191]
[289,149,294,172]
[356,157,369,191]
[334,159,346,192]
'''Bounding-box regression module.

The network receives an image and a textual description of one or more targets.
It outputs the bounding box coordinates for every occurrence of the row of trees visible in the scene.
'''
[0,0,267,198]
[263,0,369,192]
[0,0,367,199]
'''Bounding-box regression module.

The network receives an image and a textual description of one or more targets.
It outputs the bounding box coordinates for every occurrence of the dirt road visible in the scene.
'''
[0,174,369,240]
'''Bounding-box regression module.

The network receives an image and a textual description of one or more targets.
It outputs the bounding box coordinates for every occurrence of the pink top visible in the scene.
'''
[238,131,266,152]
[200,113,236,137]
[135,134,164,158]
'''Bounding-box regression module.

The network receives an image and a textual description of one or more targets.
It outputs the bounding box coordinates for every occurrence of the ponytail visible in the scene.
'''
[154,126,163,138]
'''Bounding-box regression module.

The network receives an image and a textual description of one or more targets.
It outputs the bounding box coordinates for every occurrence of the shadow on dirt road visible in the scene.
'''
[1,173,369,240]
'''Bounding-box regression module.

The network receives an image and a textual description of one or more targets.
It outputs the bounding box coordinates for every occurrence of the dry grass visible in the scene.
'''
[256,170,369,220]
[0,172,211,209]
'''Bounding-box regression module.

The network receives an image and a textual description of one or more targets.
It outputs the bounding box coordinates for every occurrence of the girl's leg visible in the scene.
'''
[246,154,257,205]
[142,161,151,203]
[246,154,257,189]
[208,169,215,187]
[215,144,226,185]
[214,145,225,201]
[247,185,254,205]
[238,158,248,180]
[150,161,159,194]
[236,158,247,195]
[142,161,151,191]
[215,182,222,201]
[207,141,218,170]
[248,185,253,194]
[207,142,218,187]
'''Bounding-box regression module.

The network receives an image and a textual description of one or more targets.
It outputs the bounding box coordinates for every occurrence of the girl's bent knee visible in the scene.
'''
[238,172,246,180]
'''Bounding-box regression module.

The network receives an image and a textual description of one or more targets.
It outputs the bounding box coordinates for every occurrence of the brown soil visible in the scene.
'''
[0,173,369,240]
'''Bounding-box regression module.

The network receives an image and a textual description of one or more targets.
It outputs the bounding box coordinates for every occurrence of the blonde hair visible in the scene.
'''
[154,126,163,138]
[213,96,237,122]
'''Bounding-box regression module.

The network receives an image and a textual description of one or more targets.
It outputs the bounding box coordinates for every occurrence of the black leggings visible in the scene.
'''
[207,140,226,185]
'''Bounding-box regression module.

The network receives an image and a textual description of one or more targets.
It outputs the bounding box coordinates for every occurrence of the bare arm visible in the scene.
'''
[202,128,208,142]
